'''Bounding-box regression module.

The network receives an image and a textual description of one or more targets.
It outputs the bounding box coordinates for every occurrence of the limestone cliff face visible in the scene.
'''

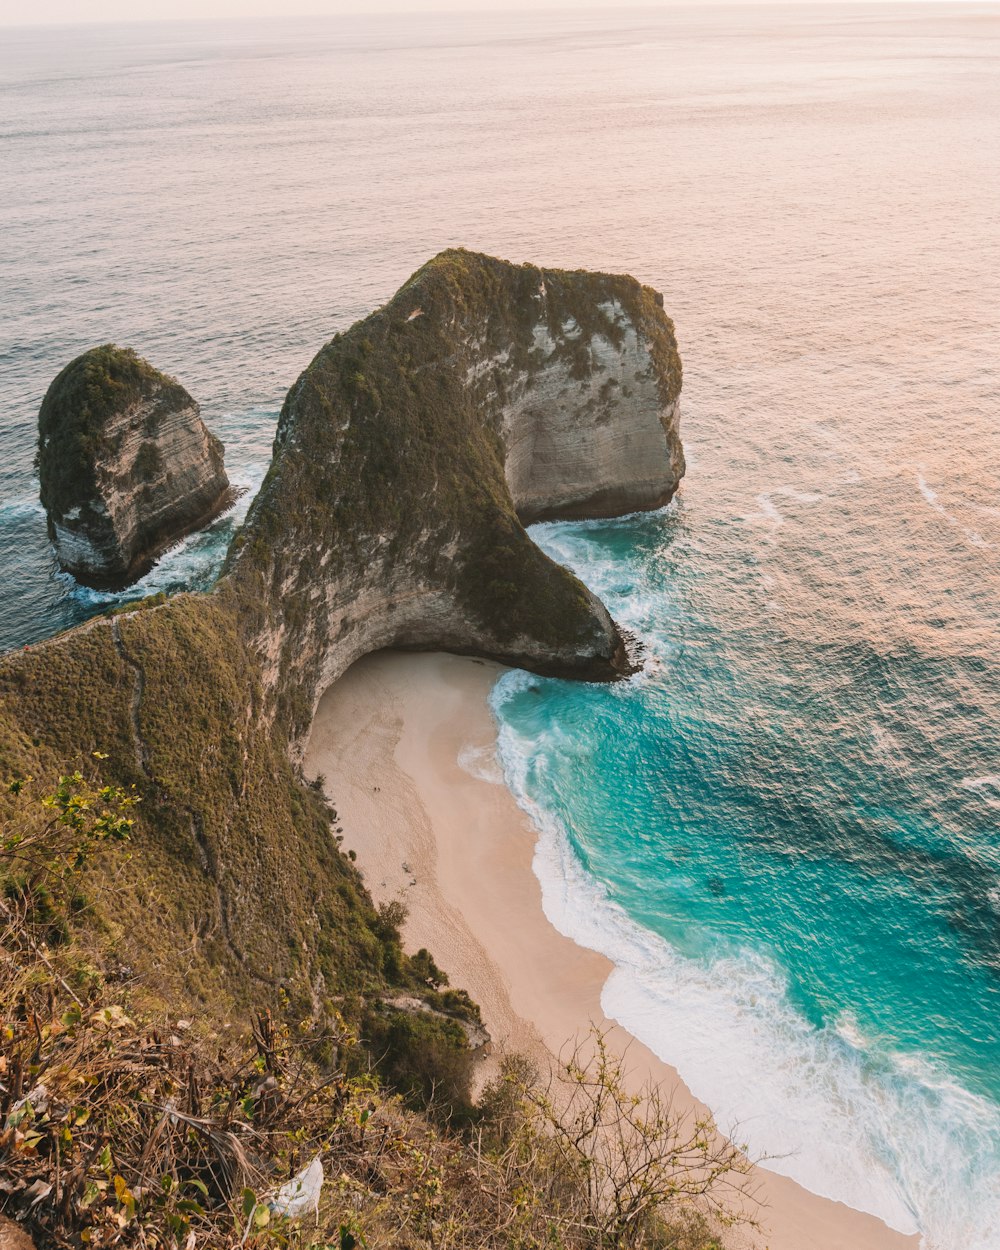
[501,288,683,523]
[37,346,233,590]
[224,250,684,746]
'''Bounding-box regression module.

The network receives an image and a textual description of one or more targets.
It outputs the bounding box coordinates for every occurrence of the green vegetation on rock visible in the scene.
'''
[226,248,683,744]
[37,345,187,525]
[36,343,232,590]
[0,599,481,1050]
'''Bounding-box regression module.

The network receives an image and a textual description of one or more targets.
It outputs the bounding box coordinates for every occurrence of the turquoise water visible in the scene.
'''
[3,9,998,1246]
[492,500,1000,1245]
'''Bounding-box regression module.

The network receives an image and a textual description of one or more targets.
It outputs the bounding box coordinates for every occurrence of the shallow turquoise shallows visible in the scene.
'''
[492,506,1000,1248]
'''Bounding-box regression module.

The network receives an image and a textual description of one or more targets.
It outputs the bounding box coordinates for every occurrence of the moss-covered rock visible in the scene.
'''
[37,345,234,589]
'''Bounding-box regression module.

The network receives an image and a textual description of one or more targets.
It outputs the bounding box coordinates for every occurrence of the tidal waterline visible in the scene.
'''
[493,497,1000,1247]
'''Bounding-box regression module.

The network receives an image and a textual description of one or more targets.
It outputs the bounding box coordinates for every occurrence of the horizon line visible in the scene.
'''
[2,0,991,33]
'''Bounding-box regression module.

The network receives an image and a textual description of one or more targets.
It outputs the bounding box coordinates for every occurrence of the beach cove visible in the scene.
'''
[305,649,919,1250]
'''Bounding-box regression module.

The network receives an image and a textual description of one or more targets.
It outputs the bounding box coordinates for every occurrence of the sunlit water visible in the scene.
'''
[2,8,998,1245]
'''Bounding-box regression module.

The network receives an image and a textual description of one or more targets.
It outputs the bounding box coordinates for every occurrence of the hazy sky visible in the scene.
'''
[0,0,952,26]
[2,0,651,25]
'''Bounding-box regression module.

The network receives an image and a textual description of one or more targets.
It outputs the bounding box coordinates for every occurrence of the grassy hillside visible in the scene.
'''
[0,764,749,1249]
[0,594,479,1064]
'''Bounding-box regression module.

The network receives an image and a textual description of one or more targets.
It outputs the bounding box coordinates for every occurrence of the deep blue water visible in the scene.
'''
[2,9,998,1246]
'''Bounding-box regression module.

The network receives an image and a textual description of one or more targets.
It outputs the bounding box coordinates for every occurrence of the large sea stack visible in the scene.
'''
[37,345,233,589]
[226,249,685,741]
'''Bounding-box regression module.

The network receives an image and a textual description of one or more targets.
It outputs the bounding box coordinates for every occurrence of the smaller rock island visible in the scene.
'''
[37,345,234,589]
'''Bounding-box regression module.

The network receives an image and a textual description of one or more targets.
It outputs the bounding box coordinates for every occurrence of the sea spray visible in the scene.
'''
[62,463,267,611]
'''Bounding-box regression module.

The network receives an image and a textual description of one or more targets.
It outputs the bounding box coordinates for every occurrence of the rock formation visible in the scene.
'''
[37,345,234,589]
[225,249,683,745]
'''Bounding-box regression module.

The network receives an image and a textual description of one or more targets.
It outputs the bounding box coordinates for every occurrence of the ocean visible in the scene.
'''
[2,6,998,1245]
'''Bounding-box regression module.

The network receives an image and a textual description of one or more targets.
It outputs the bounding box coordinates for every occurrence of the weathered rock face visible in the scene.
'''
[501,288,684,523]
[37,345,233,590]
[224,249,684,747]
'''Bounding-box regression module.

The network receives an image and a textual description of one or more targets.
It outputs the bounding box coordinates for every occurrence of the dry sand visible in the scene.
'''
[304,649,918,1250]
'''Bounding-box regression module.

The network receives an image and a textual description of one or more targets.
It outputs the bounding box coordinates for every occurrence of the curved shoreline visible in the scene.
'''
[304,649,918,1250]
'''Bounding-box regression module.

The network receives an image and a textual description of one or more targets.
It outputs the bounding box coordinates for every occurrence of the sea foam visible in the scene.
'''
[485,515,1000,1250]
[491,676,1000,1248]
[63,463,266,609]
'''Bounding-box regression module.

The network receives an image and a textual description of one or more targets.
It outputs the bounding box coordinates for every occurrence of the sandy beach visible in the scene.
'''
[304,649,918,1250]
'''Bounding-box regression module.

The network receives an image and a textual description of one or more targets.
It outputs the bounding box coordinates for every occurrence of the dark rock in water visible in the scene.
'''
[37,345,234,590]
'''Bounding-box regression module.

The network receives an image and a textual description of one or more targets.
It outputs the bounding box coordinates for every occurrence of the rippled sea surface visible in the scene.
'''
[2,7,999,1245]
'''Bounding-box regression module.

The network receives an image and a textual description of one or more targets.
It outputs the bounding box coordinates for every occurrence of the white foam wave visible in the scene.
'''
[744,486,825,529]
[960,776,1000,810]
[753,493,785,525]
[0,497,46,523]
[961,776,1000,791]
[457,743,505,785]
[526,518,677,670]
[490,675,1000,1250]
[63,462,266,607]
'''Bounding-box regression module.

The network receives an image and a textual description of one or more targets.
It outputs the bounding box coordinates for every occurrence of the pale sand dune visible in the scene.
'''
[305,649,918,1250]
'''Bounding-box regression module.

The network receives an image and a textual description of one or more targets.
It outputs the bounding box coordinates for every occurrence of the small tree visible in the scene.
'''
[1,758,137,952]
[479,1027,761,1248]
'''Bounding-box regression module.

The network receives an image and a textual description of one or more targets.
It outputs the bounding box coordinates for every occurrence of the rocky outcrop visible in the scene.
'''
[225,249,683,745]
[37,345,234,590]
[502,288,684,523]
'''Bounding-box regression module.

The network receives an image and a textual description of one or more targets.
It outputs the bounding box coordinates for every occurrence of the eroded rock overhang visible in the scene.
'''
[222,249,684,747]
